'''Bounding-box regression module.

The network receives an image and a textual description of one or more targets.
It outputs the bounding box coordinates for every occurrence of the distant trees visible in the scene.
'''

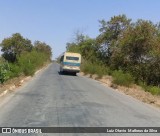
[0,33,52,83]
[34,41,52,61]
[66,14,160,88]
[66,32,99,63]
[0,33,52,63]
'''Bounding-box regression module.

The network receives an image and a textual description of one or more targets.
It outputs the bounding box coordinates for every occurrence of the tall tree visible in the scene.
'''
[114,19,159,83]
[97,15,131,64]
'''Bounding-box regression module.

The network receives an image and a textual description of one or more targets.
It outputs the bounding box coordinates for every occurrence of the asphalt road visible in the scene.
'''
[0,62,160,136]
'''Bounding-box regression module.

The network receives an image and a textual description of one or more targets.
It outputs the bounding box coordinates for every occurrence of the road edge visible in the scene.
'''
[78,72,160,109]
[0,63,52,98]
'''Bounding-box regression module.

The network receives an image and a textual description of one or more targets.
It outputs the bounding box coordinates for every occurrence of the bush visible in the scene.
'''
[9,63,22,78]
[148,86,160,95]
[81,61,95,74]
[112,70,134,87]
[23,63,35,76]
[144,86,160,95]
[0,50,50,84]
[0,63,10,83]
[81,61,110,77]
[138,81,160,95]
[17,50,49,76]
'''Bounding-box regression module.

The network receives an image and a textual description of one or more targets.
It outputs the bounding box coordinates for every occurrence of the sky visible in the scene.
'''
[0,0,160,59]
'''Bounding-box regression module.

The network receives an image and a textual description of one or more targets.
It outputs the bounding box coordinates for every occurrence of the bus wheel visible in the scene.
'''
[60,71,63,75]
[73,72,76,76]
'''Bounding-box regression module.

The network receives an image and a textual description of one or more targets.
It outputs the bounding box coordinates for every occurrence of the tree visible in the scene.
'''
[113,19,159,84]
[97,15,132,64]
[64,15,160,87]
[34,41,52,60]
[66,31,89,53]
[65,31,99,63]
[66,42,80,53]
[0,33,33,62]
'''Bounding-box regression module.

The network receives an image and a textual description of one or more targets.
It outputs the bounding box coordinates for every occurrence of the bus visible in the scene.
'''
[59,52,81,75]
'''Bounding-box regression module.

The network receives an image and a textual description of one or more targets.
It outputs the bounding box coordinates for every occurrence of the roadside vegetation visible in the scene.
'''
[0,33,52,84]
[65,14,160,95]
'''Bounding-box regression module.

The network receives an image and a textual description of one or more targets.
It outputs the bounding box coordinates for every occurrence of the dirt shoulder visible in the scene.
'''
[0,63,51,97]
[80,72,160,108]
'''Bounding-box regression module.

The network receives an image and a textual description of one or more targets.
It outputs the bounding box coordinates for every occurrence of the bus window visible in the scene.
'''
[66,56,79,61]
[60,55,64,62]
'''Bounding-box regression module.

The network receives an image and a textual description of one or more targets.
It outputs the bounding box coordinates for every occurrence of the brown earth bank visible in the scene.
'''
[0,63,51,97]
[80,72,160,108]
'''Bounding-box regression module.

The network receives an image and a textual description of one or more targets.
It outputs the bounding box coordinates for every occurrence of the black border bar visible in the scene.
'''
[0,127,160,133]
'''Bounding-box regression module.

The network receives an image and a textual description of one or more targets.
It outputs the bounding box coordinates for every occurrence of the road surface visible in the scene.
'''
[0,63,160,136]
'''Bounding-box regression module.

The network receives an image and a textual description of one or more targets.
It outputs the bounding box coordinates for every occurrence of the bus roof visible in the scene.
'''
[64,52,81,57]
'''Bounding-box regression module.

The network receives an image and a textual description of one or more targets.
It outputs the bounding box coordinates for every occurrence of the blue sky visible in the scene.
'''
[0,0,160,59]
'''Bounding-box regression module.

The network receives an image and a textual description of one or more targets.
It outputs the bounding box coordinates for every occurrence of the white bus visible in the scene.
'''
[59,52,81,75]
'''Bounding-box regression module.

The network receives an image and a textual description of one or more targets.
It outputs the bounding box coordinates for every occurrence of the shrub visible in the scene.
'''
[112,70,134,87]
[0,63,10,83]
[23,63,35,76]
[144,86,160,95]
[81,61,109,77]
[148,86,160,95]
[9,63,22,78]
[18,50,48,76]
[138,81,160,95]
[81,61,95,74]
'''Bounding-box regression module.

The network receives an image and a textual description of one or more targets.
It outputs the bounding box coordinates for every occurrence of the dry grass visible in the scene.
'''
[80,72,160,108]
